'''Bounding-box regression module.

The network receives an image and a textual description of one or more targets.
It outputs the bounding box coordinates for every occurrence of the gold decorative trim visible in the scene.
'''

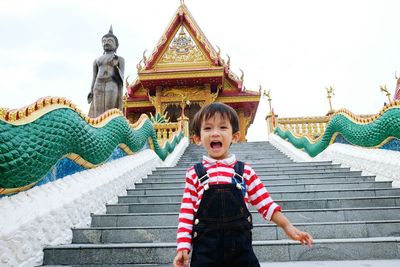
[66,143,137,169]
[130,113,150,129]
[146,3,219,68]
[66,153,97,169]
[332,104,399,124]
[0,143,138,195]
[156,26,210,68]
[119,144,135,155]
[329,132,395,149]
[329,132,341,145]
[276,125,324,144]
[0,181,38,195]
[124,101,153,108]
[215,95,260,103]
[278,116,329,124]
[210,87,220,102]
[139,69,224,80]
[0,97,127,128]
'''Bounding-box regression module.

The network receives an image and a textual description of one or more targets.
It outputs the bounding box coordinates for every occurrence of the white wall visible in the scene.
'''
[0,137,188,267]
[268,133,400,188]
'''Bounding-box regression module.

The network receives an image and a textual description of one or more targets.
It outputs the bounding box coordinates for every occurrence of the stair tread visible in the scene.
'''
[46,236,400,249]
[42,141,400,265]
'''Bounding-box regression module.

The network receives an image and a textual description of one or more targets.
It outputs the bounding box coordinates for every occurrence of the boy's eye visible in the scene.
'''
[203,127,211,130]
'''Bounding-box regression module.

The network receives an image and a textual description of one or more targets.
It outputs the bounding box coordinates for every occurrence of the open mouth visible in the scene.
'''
[210,141,222,149]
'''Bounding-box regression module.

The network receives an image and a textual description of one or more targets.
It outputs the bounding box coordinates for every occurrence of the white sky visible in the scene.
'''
[0,0,399,140]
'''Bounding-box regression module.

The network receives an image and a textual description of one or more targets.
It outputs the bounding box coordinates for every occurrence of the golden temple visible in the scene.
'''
[124,2,260,141]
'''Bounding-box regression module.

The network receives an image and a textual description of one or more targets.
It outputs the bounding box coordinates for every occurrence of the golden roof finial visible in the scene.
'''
[216,45,221,58]
[239,69,244,81]
[380,84,391,103]
[226,54,230,67]
[136,59,143,72]
[325,86,335,113]
[263,88,272,101]
[125,74,131,89]
[142,49,147,64]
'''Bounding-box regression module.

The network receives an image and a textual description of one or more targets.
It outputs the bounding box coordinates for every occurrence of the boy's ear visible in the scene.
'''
[192,135,202,145]
[231,131,241,143]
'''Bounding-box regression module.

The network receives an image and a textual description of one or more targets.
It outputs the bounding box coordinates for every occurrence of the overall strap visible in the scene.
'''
[233,161,245,179]
[194,162,209,184]
[233,161,246,196]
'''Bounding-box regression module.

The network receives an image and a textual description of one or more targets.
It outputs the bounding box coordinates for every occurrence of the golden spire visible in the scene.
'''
[325,86,335,113]
[379,84,391,103]
[263,88,273,115]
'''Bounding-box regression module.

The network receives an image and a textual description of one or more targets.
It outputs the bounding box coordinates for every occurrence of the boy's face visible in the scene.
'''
[193,112,240,160]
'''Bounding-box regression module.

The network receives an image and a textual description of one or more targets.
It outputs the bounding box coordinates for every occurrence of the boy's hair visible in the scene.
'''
[192,102,239,136]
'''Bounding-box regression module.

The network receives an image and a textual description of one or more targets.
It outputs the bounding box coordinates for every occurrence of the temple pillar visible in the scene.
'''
[155,86,162,114]
[204,84,212,104]
[237,110,247,142]
[177,115,189,138]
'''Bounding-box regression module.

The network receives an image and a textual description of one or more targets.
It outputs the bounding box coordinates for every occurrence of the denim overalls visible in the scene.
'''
[190,161,260,267]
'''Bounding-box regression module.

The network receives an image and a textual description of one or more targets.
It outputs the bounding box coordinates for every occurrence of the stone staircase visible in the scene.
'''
[43,142,400,265]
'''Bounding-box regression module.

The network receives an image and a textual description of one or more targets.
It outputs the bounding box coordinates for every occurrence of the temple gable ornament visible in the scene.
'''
[157,27,209,67]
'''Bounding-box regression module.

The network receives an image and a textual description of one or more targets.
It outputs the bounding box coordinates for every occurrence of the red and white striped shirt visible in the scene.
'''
[176,154,281,252]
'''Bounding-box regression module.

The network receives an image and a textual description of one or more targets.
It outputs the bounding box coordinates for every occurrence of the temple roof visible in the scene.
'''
[144,3,221,69]
[128,2,257,95]
[126,1,261,119]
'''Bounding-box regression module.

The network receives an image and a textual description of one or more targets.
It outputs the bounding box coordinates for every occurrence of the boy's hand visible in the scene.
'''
[283,224,313,247]
[173,250,189,267]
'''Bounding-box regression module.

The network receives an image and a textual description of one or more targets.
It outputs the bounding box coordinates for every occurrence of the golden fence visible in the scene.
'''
[275,116,330,139]
[153,122,181,146]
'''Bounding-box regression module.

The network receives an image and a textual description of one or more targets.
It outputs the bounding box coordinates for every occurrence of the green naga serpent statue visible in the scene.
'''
[274,101,400,157]
[0,97,183,195]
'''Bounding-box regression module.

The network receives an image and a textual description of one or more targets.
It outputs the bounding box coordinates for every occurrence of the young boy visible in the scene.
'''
[173,103,313,267]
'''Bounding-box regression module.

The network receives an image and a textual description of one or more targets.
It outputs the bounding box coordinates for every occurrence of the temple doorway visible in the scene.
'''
[165,102,201,138]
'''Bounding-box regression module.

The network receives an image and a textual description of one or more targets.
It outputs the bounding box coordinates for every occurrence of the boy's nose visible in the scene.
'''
[211,129,220,136]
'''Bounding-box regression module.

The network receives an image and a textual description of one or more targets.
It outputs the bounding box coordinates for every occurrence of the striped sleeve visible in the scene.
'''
[244,164,281,221]
[176,168,198,252]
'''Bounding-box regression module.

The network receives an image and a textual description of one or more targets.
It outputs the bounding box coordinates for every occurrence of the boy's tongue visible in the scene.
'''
[211,142,222,149]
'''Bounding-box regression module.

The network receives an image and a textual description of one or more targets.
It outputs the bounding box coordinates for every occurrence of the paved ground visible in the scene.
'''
[48,259,400,266]
[260,260,400,267]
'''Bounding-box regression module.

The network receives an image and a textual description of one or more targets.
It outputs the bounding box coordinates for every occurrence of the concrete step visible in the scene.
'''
[115,195,399,206]
[41,141,400,266]
[146,170,364,179]
[131,181,391,194]
[120,188,400,202]
[150,166,350,176]
[155,161,335,171]
[72,220,400,244]
[175,159,293,166]
[152,164,344,174]
[42,259,400,267]
[177,158,290,162]
[141,175,377,184]
[42,237,400,265]
[106,196,400,214]
[90,207,400,227]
